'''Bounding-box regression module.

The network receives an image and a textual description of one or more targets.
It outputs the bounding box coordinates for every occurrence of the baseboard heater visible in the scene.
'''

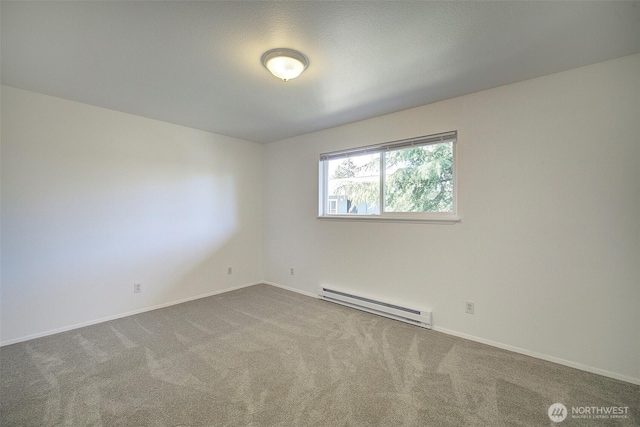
[317,286,432,329]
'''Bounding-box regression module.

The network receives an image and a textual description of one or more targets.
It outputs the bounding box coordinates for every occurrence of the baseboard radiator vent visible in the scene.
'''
[318,286,432,329]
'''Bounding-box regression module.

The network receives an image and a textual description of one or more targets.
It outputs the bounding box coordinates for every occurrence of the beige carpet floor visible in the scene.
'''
[1,284,638,426]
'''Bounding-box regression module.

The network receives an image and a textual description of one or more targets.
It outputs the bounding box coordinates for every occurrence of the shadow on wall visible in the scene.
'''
[2,169,240,343]
[0,87,253,343]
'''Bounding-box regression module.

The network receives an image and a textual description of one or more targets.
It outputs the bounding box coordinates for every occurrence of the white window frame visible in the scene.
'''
[318,131,459,224]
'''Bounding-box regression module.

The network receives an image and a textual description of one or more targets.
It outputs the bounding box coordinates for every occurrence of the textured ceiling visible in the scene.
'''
[2,1,639,144]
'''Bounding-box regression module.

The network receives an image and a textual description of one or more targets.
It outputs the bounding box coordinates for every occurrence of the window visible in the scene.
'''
[319,131,458,223]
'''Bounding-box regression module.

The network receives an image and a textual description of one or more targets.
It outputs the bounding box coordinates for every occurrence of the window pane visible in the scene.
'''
[326,153,380,215]
[384,142,453,213]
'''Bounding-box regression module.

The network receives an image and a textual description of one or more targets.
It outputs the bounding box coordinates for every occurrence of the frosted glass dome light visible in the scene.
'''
[261,48,309,82]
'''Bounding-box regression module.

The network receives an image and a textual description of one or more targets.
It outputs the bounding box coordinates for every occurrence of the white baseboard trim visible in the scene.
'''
[5,279,638,386]
[265,281,640,386]
[431,326,640,386]
[0,281,262,347]
[263,281,318,298]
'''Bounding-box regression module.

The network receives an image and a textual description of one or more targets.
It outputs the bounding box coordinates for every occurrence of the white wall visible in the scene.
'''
[1,86,264,343]
[264,54,640,384]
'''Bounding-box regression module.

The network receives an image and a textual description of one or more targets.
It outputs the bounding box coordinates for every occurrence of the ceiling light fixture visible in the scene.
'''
[261,48,309,82]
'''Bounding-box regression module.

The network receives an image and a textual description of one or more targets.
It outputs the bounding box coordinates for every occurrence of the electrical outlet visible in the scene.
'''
[227,266,232,275]
[134,283,142,293]
[290,268,294,275]
[465,301,474,314]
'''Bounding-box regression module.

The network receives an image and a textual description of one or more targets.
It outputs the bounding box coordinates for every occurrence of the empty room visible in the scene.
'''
[1,1,639,426]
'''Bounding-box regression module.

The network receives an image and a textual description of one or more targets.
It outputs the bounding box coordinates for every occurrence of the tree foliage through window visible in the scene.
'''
[330,142,453,213]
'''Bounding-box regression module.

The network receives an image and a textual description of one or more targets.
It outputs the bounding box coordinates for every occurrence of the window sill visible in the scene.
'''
[317,214,460,224]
